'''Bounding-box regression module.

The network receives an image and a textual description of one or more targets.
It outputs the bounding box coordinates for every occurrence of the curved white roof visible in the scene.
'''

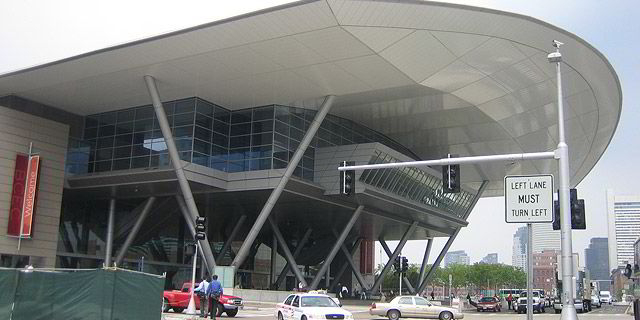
[0,0,621,196]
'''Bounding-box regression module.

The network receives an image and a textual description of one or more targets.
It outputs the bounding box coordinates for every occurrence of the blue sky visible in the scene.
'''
[0,0,637,267]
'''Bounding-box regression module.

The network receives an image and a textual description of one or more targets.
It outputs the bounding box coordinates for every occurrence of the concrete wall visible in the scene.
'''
[0,105,68,267]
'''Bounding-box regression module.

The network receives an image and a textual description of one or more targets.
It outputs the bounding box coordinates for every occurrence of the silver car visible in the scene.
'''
[370,296,464,320]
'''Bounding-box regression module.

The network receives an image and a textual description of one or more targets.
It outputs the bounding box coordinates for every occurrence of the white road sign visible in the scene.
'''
[504,175,554,223]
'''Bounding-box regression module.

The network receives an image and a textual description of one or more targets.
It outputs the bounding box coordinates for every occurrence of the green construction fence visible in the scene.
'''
[0,267,164,320]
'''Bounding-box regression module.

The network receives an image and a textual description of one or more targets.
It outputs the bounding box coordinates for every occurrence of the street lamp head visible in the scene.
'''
[547,51,562,63]
[552,40,564,48]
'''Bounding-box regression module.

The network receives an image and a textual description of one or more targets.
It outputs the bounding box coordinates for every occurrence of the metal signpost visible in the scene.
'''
[505,174,554,320]
[338,41,576,319]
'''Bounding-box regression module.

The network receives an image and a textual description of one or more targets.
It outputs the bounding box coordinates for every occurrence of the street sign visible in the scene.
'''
[505,175,554,223]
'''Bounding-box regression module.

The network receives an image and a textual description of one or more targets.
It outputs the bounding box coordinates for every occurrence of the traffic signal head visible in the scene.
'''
[402,256,409,272]
[393,256,401,272]
[442,154,460,193]
[340,161,356,196]
[571,199,586,230]
[195,216,207,240]
[553,200,560,230]
[625,264,633,278]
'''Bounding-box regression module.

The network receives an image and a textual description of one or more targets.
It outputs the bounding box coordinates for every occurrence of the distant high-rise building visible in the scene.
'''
[481,253,498,264]
[444,250,470,267]
[585,237,610,291]
[512,226,528,269]
[531,223,560,252]
[533,250,559,294]
[606,190,640,269]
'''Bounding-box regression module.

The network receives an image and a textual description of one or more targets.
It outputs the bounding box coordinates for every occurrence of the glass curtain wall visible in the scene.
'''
[78,97,417,182]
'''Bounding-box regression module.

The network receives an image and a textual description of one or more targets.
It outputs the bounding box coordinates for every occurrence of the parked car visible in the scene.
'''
[476,297,501,312]
[553,298,586,314]
[370,295,464,320]
[163,282,243,316]
[276,292,352,320]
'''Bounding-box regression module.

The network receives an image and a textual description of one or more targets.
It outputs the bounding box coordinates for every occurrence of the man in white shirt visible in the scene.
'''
[194,276,210,317]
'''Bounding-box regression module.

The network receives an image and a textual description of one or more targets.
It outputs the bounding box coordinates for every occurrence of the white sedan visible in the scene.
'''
[276,293,354,320]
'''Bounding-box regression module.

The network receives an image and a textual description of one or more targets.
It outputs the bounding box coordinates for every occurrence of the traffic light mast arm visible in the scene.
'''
[338,151,556,172]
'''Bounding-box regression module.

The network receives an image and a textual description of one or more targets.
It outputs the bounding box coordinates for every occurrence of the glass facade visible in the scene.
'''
[359,150,475,218]
[78,97,417,182]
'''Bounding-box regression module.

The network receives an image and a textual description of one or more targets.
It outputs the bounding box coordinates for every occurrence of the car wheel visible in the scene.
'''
[387,309,401,320]
[439,311,453,320]
[302,315,308,320]
[162,298,170,313]
[173,307,184,313]
[278,312,284,320]
[227,309,238,317]
[555,309,561,314]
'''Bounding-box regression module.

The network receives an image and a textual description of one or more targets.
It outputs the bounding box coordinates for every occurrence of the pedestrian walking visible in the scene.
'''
[337,283,343,298]
[207,274,223,319]
[507,293,513,310]
[194,276,210,318]
[430,291,435,300]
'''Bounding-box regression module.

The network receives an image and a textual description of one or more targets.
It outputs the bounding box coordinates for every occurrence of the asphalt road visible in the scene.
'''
[161,304,632,320]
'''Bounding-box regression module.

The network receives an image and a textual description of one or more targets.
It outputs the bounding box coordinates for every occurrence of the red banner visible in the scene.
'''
[7,154,40,238]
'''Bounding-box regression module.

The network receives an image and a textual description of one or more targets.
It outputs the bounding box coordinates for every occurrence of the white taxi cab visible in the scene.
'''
[276,291,353,320]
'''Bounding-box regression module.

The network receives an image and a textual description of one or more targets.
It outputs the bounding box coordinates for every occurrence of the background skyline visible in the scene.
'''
[1,0,637,268]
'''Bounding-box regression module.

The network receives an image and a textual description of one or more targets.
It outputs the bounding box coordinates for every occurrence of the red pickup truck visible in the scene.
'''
[163,282,243,316]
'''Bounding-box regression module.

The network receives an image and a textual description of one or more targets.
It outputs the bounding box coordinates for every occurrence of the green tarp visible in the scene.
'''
[0,268,164,320]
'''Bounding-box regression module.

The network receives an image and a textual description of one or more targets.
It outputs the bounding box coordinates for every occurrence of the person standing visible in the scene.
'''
[194,276,210,318]
[207,275,223,319]
[341,284,349,299]
[507,293,513,310]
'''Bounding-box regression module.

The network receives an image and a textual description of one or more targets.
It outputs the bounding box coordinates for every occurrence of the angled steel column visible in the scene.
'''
[144,75,216,271]
[332,230,368,290]
[329,238,363,290]
[275,228,313,289]
[310,205,364,289]
[270,233,278,286]
[417,181,488,294]
[232,95,336,269]
[105,198,116,267]
[379,237,415,294]
[268,216,307,286]
[216,215,247,264]
[371,221,418,293]
[176,195,217,271]
[114,197,157,265]
[418,238,433,287]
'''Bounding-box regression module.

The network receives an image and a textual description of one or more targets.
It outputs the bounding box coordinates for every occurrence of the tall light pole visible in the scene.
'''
[548,40,578,320]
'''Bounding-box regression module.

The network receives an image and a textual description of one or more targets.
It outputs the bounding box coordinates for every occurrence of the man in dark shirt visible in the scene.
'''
[207,274,223,319]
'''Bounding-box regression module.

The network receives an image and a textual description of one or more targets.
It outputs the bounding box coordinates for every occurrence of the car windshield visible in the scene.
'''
[480,297,495,302]
[301,297,339,308]
[519,292,538,297]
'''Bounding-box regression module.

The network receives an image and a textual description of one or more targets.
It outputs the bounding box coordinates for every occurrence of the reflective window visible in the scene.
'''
[77,97,418,181]
[399,297,413,305]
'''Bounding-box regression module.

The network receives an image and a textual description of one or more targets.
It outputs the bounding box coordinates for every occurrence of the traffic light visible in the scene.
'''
[553,200,560,230]
[401,256,409,272]
[552,189,586,230]
[571,199,586,229]
[340,161,355,196]
[393,256,401,273]
[625,264,633,278]
[195,216,206,241]
[442,154,460,193]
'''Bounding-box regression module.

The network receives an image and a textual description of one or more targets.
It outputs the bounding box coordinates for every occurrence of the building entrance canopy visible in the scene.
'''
[0,0,621,195]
